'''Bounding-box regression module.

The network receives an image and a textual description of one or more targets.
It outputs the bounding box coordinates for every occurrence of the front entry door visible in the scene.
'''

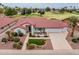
[26,25,31,33]
[28,26,31,32]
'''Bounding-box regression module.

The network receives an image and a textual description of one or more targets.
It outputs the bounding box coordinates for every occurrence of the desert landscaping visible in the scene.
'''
[0,3,79,54]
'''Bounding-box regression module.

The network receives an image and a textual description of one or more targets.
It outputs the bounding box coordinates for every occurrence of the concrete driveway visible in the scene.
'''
[49,31,72,50]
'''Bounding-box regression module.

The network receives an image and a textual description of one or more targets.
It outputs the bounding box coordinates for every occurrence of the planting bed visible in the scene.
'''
[26,39,53,50]
[0,35,26,50]
[66,30,79,49]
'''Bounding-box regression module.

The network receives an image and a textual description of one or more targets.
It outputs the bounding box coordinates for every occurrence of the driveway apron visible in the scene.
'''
[49,31,72,50]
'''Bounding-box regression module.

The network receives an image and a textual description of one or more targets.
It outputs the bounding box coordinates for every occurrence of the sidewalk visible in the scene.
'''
[22,33,29,50]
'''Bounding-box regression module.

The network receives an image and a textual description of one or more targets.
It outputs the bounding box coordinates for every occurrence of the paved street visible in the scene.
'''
[0,49,79,55]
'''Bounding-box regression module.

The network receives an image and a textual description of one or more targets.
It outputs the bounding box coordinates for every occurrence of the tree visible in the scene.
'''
[52,8,56,11]
[38,10,45,16]
[15,6,21,14]
[21,8,26,15]
[63,6,68,12]
[73,6,76,11]
[45,7,51,12]
[69,16,79,37]
[64,6,67,10]
[0,3,2,6]
[4,8,17,16]
[59,8,65,13]
[0,3,7,9]
[32,8,39,13]
[1,38,8,44]
[76,10,79,13]
[21,8,32,15]
[70,6,72,9]
[0,8,4,14]
[0,3,4,8]
[26,8,32,15]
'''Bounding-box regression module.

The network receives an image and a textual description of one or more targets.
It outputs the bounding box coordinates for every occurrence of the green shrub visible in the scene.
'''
[13,43,17,48]
[13,37,20,42]
[18,41,23,45]
[1,38,8,44]
[77,38,79,41]
[44,35,48,37]
[18,33,24,37]
[29,33,35,37]
[27,43,29,46]
[13,41,23,49]
[16,43,22,49]
[18,30,24,37]
[11,32,18,37]
[4,8,17,16]
[72,38,78,43]
[72,37,79,43]
[27,44,35,49]
[28,39,46,45]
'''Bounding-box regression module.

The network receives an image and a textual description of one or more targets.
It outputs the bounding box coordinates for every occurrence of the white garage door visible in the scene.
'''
[46,27,67,32]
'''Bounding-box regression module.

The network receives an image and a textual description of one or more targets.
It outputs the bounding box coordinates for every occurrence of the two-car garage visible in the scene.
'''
[45,27,68,33]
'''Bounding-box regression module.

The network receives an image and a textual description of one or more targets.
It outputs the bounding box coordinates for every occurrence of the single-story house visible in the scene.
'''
[0,17,17,33]
[14,17,68,36]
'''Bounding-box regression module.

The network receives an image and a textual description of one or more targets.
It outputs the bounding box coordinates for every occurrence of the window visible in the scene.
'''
[35,28,44,32]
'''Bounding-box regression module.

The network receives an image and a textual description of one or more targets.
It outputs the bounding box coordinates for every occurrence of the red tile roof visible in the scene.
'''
[0,17,15,28]
[16,17,68,28]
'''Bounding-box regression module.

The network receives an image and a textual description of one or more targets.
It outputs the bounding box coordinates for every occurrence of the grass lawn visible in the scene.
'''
[26,13,41,17]
[13,14,26,20]
[13,12,79,20]
[43,12,79,20]
[28,39,46,45]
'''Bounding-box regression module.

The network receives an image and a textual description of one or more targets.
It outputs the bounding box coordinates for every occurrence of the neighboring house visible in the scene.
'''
[0,17,17,33]
[14,17,68,36]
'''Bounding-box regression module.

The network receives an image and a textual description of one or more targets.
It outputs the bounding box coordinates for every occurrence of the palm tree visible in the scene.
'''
[15,6,21,14]
[69,16,79,37]
[64,6,68,12]
[38,9,45,16]
[52,8,56,11]
[0,3,5,8]
[70,6,72,9]
[0,3,3,6]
